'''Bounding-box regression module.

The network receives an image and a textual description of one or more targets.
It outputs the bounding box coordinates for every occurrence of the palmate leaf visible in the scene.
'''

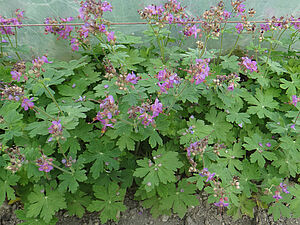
[269,202,291,221]
[220,55,239,72]
[87,182,126,224]
[239,160,260,197]
[205,108,233,142]
[82,139,120,179]
[290,184,300,217]
[280,73,300,97]
[0,170,19,205]
[133,148,183,192]
[178,118,213,146]
[160,179,199,218]
[15,210,58,225]
[26,185,66,223]
[65,191,91,218]
[246,89,278,119]
[58,158,87,193]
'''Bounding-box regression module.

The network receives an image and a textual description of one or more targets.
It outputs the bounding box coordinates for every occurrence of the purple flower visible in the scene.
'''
[259,142,263,147]
[104,84,109,89]
[241,57,257,73]
[238,123,243,128]
[167,13,174,24]
[273,191,282,201]
[223,11,231,20]
[192,59,210,84]
[99,24,106,33]
[36,155,53,173]
[280,183,290,194]
[72,83,76,88]
[48,120,63,139]
[126,72,139,84]
[184,25,199,39]
[11,70,21,81]
[214,198,229,207]
[206,172,215,182]
[151,98,163,118]
[21,97,34,111]
[236,4,245,15]
[260,23,270,32]
[71,38,79,51]
[266,143,271,147]
[292,95,298,107]
[107,31,115,42]
[290,124,296,130]
[235,23,244,34]
[227,83,234,91]
[101,1,112,12]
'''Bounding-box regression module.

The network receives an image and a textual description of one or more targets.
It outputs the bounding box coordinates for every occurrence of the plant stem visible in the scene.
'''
[5,33,21,60]
[149,23,165,63]
[39,80,64,115]
[199,35,209,58]
[217,23,228,64]
[33,105,57,121]
[51,163,73,175]
[228,35,240,57]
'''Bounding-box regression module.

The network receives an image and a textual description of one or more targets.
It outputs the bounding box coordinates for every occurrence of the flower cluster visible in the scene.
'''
[76,0,114,46]
[4,146,25,173]
[126,72,140,85]
[0,84,24,101]
[127,98,163,127]
[48,120,63,142]
[36,154,54,173]
[0,9,24,37]
[272,182,290,201]
[240,56,257,73]
[44,17,74,40]
[139,0,188,27]
[114,71,140,91]
[186,140,208,157]
[31,55,52,78]
[212,73,240,91]
[79,0,112,22]
[188,58,210,85]
[93,95,120,134]
[201,2,226,37]
[199,168,216,182]
[183,23,201,39]
[21,97,34,111]
[62,156,76,167]
[156,69,180,94]
[10,61,26,82]
[291,95,299,107]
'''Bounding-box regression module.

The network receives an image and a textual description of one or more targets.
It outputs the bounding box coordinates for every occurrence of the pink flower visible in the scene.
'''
[223,11,231,20]
[214,198,229,207]
[107,31,115,42]
[21,97,34,111]
[126,72,139,84]
[241,57,257,72]
[151,98,163,117]
[292,95,298,107]
[235,23,244,34]
[11,70,22,81]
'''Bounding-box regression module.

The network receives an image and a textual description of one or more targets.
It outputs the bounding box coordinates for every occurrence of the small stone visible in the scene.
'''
[161,215,169,222]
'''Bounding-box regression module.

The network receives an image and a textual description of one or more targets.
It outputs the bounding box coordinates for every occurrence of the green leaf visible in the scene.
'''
[290,184,300,217]
[268,202,291,221]
[26,185,66,223]
[160,179,199,218]
[205,109,233,141]
[280,73,300,97]
[0,170,19,205]
[220,55,239,72]
[246,89,278,119]
[82,139,120,179]
[133,148,183,192]
[65,191,91,218]
[15,210,58,225]
[87,182,126,224]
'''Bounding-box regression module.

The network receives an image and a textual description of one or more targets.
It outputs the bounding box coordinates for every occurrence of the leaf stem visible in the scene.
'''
[228,35,240,57]
[39,80,64,115]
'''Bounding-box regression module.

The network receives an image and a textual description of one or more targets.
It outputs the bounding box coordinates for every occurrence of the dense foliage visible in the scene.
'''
[0,0,299,224]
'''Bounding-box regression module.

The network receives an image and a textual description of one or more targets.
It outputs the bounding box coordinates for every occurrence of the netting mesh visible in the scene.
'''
[1,0,299,60]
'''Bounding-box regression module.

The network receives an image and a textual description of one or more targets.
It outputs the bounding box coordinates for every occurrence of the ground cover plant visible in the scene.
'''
[0,0,299,224]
